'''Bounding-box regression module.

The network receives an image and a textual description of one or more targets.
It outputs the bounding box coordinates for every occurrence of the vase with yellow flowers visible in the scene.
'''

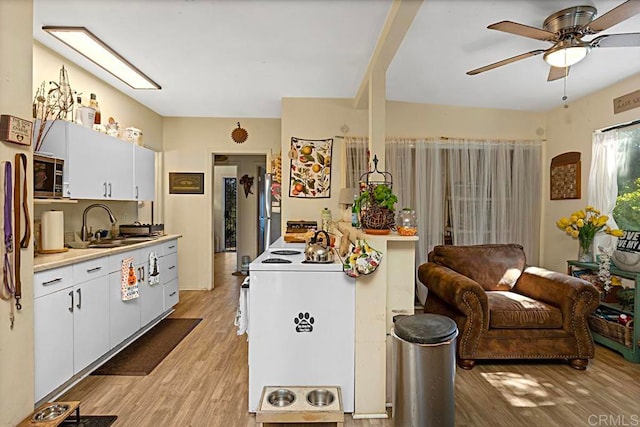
[556,206,624,262]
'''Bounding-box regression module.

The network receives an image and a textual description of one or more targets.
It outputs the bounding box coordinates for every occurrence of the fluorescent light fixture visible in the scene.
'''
[43,26,161,90]
[544,39,591,68]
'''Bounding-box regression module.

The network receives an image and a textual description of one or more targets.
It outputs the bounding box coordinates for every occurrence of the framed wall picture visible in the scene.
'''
[288,137,333,198]
[550,152,581,200]
[169,172,205,194]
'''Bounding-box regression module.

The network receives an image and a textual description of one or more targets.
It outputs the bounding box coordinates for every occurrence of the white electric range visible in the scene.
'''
[248,239,355,412]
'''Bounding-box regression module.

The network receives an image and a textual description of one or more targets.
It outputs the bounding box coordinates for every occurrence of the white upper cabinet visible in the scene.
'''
[134,144,155,201]
[38,121,154,201]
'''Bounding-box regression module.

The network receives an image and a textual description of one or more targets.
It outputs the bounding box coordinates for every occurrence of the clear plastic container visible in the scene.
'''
[397,208,417,236]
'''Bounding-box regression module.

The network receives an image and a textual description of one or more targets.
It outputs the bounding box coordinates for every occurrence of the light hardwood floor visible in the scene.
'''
[59,252,640,427]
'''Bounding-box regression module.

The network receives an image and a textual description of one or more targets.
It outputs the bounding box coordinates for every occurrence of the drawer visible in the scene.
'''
[108,248,141,273]
[161,239,178,256]
[161,252,178,283]
[164,278,179,310]
[72,257,109,284]
[34,266,73,298]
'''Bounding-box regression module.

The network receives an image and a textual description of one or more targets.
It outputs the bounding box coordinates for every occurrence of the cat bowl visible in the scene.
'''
[32,403,69,422]
[267,389,296,407]
[306,389,335,407]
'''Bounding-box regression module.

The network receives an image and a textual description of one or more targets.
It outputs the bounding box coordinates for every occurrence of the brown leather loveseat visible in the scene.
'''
[418,244,600,370]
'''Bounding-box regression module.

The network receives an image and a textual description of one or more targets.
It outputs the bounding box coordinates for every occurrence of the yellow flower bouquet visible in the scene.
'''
[556,206,624,262]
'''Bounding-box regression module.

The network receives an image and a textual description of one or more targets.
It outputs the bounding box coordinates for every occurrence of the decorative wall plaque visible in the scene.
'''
[169,172,205,194]
[0,115,32,146]
[550,152,581,200]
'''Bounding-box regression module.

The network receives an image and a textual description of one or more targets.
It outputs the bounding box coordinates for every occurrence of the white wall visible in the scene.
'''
[542,73,640,273]
[213,164,237,252]
[33,41,163,151]
[0,1,34,424]
[162,117,280,289]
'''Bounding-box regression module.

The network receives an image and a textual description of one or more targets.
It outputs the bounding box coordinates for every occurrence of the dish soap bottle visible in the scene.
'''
[351,195,360,228]
[321,207,332,232]
[90,93,101,125]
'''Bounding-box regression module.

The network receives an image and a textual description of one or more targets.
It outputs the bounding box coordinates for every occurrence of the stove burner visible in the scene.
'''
[262,258,293,264]
[270,250,302,256]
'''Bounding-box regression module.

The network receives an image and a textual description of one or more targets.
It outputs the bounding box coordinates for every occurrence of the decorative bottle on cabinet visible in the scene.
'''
[90,93,101,125]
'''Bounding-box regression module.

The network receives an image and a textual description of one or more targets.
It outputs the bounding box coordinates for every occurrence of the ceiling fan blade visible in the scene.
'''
[591,32,640,47]
[585,0,640,34]
[548,66,570,82]
[467,50,546,75]
[488,21,556,41]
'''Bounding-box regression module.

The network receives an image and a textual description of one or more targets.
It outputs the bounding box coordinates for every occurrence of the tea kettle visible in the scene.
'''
[305,230,334,263]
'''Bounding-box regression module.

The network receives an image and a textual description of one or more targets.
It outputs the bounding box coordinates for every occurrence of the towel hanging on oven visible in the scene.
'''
[341,238,382,278]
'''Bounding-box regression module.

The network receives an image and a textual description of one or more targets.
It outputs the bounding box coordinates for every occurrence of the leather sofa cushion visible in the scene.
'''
[487,291,563,329]
[430,244,526,291]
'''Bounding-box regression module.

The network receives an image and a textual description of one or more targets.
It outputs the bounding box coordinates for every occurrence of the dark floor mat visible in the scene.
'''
[61,415,117,427]
[91,318,202,376]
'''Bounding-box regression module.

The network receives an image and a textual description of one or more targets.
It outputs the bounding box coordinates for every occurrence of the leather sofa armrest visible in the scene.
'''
[514,266,600,330]
[418,262,489,326]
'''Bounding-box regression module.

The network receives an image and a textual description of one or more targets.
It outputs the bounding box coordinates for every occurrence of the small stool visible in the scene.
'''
[18,401,81,427]
[256,386,344,426]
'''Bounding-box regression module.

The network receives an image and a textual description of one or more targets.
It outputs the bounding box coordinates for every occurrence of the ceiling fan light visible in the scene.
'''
[544,45,590,68]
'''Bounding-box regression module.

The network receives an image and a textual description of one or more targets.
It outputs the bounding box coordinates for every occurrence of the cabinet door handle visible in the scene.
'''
[135,186,139,199]
[42,277,62,286]
[68,291,74,313]
[76,288,82,309]
[87,266,102,273]
[168,245,175,249]
[108,182,112,197]
[103,182,107,197]
[168,265,176,270]
[169,291,177,297]
[141,266,145,281]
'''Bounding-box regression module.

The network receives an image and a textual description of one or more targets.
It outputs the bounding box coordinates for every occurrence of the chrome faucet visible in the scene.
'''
[81,204,117,242]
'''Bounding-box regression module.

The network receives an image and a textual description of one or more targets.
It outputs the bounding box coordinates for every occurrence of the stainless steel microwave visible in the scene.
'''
[34,154,64,198]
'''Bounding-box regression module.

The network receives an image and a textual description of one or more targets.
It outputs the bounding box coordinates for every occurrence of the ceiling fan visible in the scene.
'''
[467,0,640,81]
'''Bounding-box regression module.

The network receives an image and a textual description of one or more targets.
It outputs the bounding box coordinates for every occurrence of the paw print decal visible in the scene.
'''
[294,312,314,333]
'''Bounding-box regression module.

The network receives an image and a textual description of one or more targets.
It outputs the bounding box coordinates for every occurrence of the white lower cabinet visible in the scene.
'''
[34,238,180,403]
[33,259,110,402]
[138,244,164,327]
[34,288,74,403]
[108,249,142,348]
[73,275,110,373]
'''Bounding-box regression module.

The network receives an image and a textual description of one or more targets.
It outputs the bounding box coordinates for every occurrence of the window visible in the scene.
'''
[613,127,640,230]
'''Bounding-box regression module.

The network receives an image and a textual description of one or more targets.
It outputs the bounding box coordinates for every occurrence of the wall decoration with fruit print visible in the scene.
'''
[288,137,333,198]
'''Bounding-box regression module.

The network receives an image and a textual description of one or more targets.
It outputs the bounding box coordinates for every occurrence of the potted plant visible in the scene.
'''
[355,183,398,233]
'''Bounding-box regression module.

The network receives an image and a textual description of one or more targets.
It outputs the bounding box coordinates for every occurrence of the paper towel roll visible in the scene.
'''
[41,210,65,251]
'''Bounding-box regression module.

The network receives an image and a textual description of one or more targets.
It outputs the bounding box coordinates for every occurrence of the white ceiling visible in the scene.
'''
[33,0,640,118]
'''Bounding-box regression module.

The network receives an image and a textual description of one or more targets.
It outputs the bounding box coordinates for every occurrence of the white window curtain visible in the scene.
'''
[385,140,415,211]
[344,137,369,188]
[588,130,621,251]
[386,137,542,305]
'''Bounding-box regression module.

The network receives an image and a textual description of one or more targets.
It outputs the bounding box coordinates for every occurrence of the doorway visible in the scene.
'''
[213,154,269,274]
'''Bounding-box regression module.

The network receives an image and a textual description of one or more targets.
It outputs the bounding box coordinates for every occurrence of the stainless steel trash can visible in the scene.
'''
[392,313,458,427]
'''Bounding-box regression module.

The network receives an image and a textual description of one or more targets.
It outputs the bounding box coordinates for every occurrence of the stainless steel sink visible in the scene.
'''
[87,237,155,248]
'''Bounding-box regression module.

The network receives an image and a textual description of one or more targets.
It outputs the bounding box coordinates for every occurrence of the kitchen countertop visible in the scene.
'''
[34,234,182,273]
